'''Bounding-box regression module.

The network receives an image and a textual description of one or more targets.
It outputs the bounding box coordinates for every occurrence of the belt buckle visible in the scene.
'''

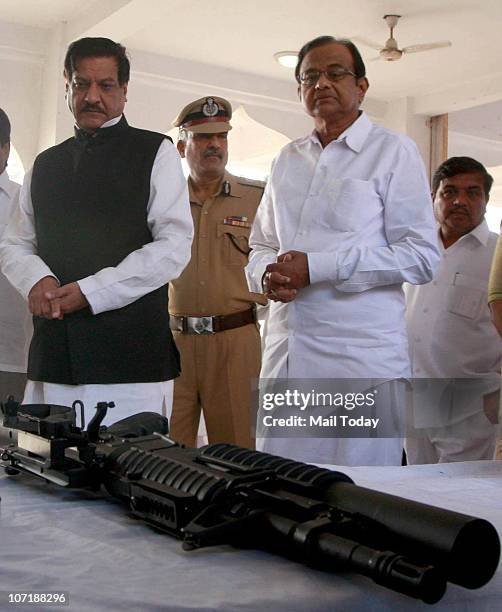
[187,316,214,334]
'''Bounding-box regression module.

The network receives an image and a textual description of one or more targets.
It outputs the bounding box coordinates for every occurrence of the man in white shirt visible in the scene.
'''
[246,35,439,466]
[405,156,500,463]
[0,38,193,425]
[0,108,29,414]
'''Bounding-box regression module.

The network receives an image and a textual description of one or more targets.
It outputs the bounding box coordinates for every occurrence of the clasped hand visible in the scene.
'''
[28,276,89,320]
[263,251,310,303]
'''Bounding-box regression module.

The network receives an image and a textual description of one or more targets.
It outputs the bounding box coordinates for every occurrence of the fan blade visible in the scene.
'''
[402,41,452,54]
[351,36,382,51]
[368,56,382,62]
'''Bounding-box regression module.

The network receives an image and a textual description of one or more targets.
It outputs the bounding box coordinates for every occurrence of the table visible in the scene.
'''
[0,460,501,611]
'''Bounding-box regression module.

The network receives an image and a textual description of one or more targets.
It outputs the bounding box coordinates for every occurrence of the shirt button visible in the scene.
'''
[414,337,421,343]
[200,281,205,286]
[423,308,429,313]
[201,234,207,238]
[203,211,208,215]
[432,281,437,286]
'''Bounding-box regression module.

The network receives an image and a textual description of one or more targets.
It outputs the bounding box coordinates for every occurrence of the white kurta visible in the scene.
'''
[246,112,440,465]
[0,170,29,373]
[0,116,193,425]
[405,221,501,462]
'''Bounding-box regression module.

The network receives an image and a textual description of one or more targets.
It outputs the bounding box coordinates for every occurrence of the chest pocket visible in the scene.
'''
[324,178,381,232]
[217,224,250,266]
[446,273,487,320]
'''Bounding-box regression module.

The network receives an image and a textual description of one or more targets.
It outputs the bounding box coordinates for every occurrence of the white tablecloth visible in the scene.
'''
[0,460,501,611]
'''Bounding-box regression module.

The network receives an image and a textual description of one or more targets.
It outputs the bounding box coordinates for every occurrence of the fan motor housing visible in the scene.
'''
[380,49,402,61]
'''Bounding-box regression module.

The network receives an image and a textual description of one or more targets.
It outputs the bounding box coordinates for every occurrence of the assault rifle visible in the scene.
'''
[1,399,500,605]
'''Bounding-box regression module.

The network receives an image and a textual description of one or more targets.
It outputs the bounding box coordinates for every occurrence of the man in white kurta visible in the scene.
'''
[246,36,439,465]
[405,157,500,463]
[0,108,30,411]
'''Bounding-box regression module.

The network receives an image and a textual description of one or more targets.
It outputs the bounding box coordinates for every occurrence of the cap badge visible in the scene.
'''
[202,97,219,117]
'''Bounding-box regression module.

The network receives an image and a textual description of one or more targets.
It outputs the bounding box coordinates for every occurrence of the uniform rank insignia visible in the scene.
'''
[202,97,219,117]
[223,216,250,228]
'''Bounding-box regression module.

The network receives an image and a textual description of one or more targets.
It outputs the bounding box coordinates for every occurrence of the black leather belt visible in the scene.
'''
[170,308,256,334]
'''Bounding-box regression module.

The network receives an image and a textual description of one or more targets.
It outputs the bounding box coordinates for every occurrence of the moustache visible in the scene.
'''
[448,205,471,217]
[203,149,223,159]
[82,105,105,113]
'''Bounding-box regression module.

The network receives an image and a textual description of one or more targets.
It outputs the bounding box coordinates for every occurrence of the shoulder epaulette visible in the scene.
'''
[236,176,266,190]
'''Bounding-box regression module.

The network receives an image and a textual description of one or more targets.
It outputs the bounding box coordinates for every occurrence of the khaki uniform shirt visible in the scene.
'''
[488,233,502,303]
[169,172,267,316]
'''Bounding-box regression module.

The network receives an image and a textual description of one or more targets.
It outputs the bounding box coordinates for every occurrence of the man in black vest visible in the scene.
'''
[0,37,193,424]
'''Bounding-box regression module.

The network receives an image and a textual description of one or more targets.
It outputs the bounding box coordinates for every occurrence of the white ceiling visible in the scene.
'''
[1,0,95,28]
[3,0,502,103]
[122,0,500,101]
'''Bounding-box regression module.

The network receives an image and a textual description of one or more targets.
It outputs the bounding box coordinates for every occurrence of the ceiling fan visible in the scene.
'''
[358,14,452,62]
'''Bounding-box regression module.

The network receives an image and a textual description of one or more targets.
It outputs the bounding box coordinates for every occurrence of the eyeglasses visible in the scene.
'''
[299,67,357,86]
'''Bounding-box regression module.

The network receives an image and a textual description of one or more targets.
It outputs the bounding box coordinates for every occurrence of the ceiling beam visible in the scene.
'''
[413,72,502,116]
[66,0,183,44]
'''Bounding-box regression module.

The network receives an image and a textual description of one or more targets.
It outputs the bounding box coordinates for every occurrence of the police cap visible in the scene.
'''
[172,96,232,133]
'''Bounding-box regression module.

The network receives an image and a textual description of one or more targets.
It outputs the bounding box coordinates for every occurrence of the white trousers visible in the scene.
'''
[257,380,405,467]
[23,380,173,427]
[405,409,498,464]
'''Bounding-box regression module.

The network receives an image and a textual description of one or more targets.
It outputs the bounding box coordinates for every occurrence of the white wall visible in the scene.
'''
[0,20,47,170]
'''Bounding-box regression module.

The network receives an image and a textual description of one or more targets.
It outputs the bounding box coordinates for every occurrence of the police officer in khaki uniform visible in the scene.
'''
[169,96,266,448]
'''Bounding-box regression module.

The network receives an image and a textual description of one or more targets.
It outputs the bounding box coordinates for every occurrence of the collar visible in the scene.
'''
[74,114,127,142]
[438,219,491,250]
[464,218,490,246]
[308,111,372,153]
[0,169,17,199]
[221,172,245,198]
[188,171,242,203]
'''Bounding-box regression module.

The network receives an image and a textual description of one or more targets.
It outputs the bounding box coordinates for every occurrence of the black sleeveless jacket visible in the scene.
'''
[28,116,180,384]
